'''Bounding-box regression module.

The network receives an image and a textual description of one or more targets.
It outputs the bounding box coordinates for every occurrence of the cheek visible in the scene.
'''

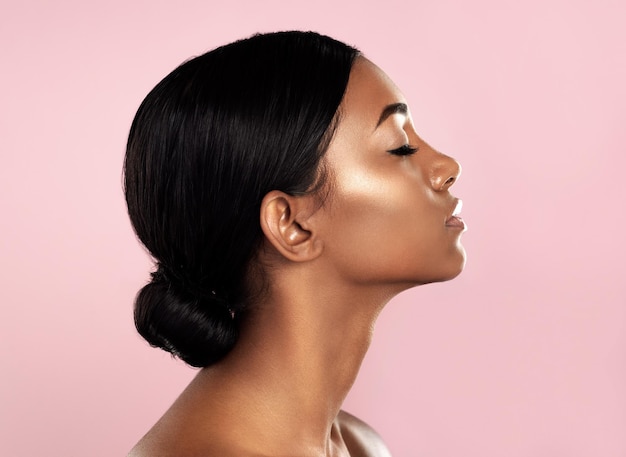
[321,162,466,284]
[323,168,442,279]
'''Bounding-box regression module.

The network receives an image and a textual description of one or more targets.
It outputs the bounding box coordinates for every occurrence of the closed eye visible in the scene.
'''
[387,144,418,156]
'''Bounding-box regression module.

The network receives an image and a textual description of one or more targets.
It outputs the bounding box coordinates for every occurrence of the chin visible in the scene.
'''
[423,247,467,285]
[442,248,467,281]
[385,246,467,290]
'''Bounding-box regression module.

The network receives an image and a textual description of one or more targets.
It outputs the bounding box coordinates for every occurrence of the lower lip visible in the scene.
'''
[445,216,466,230]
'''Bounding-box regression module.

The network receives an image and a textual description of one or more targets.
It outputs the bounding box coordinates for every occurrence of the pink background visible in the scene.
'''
[2,0,625,456]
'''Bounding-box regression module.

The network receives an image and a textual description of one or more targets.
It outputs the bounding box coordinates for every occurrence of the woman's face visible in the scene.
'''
[315,57,466,289]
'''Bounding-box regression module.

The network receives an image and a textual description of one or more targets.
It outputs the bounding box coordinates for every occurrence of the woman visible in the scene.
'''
[124,31,465,457]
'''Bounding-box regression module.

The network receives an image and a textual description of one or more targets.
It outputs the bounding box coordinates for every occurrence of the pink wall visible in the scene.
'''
[2,1,625,456]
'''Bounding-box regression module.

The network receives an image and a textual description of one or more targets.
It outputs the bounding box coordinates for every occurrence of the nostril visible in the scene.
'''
[431,157,461,191]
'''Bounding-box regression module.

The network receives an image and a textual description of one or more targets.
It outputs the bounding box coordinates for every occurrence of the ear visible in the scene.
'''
[259,190,323,262]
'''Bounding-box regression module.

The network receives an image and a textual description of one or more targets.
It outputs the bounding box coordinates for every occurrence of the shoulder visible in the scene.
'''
[337,410,393,457]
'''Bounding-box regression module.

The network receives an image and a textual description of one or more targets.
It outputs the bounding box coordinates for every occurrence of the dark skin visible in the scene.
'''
[128,57,465,457]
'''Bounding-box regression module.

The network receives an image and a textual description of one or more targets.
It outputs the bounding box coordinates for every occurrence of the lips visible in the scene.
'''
[445,199,466,230]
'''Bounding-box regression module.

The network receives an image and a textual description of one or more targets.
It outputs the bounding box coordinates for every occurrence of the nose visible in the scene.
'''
[429,151,461,192]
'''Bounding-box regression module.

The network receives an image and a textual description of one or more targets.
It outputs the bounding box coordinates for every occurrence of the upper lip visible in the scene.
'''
[445,199,463,223]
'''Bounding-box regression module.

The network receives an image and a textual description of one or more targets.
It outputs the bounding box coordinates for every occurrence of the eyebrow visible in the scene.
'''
[375,102,408,129]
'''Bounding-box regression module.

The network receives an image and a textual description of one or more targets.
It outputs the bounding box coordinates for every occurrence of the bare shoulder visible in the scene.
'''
[125,426,178,457]
[337,410,393,457]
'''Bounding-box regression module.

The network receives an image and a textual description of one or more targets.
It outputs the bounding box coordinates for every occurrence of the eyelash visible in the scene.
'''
[387,144,419,156]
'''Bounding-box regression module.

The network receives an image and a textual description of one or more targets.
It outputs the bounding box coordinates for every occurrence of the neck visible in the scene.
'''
[194,264,394,455]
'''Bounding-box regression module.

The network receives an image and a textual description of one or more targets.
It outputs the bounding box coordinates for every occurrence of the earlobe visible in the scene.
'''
[260,191,323,262]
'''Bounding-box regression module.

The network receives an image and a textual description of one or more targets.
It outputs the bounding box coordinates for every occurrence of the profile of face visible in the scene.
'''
[125,32,466,368]
[311,57,466,290]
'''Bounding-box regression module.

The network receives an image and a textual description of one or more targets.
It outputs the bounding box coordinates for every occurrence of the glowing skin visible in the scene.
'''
[128,57,465,457]
[315,57,465,290]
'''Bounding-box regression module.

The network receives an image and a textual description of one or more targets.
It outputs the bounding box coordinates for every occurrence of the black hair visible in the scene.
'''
[123,31,359,368]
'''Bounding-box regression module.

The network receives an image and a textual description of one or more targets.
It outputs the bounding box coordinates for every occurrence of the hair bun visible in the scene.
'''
[133,273,238,367]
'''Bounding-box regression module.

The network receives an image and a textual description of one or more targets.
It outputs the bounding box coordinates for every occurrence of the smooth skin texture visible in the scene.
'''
[128,57,465,457]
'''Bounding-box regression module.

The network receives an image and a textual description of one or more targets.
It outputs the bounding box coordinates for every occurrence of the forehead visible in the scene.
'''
[339,57,407,128]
